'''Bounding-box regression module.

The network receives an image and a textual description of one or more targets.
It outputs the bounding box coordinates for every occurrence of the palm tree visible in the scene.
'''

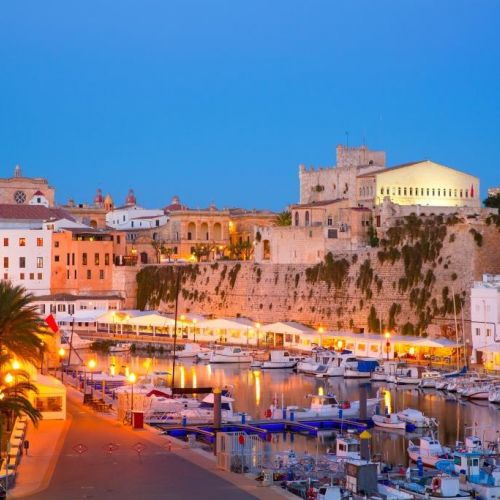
[0,282,49,365]
[276,211,292,226]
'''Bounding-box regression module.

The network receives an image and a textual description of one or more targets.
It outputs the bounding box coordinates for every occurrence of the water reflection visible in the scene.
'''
[92,352,500,464]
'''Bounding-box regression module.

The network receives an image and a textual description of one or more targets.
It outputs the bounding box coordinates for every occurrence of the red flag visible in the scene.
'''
[45,314,59,333]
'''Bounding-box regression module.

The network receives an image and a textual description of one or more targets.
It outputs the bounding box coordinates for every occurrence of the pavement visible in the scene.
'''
[11,386,288,499]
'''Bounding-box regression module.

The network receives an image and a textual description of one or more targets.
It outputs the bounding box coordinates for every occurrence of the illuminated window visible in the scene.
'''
[37,237,43,246]
[3,238,8,246]
[36,257,43,268]
[19,238,26,247]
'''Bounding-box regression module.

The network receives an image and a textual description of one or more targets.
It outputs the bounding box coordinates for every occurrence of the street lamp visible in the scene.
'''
[128,373,137,415]
[385,332,391,361]
[58,348,65,381]
[87,359,96,398]
[4,373,14,385]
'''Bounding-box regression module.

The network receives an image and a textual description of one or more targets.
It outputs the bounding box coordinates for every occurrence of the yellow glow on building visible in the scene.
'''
[384,389,392,414]
[318,386,324,396]
[180,365,185,388]
[254,371,261,405]
[191,366,197,389]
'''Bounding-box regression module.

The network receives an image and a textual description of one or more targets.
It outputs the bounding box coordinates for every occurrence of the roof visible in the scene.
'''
[290,199,346,209]
[0,204,75,221]
[34,293,124,301]
[262,321,316,335]
[33,190,45,196]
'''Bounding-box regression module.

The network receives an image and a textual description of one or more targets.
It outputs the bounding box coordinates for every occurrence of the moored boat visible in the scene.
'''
[407,435,453,468]
[397,408,436,428]
[209,346,253,363]
[372,413,407,430]
[251,350,301,369]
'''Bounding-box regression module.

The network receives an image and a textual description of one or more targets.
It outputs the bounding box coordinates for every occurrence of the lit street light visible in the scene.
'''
[87,359,96,398]
[58,348,65,381]
[128,372,137,416]
[385,332,391,361]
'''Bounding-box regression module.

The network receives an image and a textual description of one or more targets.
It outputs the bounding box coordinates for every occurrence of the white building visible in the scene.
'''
[105,205,168,230]
[0,228,52,295]
[470,274,500,370]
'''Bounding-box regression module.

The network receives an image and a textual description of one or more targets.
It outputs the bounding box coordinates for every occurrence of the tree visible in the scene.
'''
[191,243,213,262]
[228,240,254,260]
[484,194,500,212]
[0,282,49,365]
[150,239,166,264]
[276,211,292,226]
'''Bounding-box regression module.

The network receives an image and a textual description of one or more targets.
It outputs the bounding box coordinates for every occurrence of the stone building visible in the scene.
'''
[63,189,114,229]
[0,164,55,206]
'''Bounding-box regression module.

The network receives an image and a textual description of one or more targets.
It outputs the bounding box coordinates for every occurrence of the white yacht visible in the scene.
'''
[316,352,359,377]
[175,343,210,359]
[297,350,336,374]
[397,408,437,428]
[209,346,253,363]
[372,413,407,430]
[419,370,443,388]
[109,342,132,353]
[251,350,301,369]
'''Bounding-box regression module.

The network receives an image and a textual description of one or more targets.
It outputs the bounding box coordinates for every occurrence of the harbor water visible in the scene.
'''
[93,352,500,465]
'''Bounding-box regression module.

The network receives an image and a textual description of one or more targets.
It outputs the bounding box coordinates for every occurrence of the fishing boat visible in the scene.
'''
[251,350,300,369]
[372,413,407,430]
[381,472,471,500]
[397,408,437,428]
[209,346,253,363]
[419,370,443,389]
[109,342,132,353]
[407,435,453,468]
[270,392,381,420]
[175,343,210,359]
[325,434,361,462]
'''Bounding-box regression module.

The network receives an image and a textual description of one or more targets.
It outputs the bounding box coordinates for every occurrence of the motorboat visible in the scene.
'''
[143,392,201,414]
[315,352,359,378]
[371,361,399,382]
[250,350,301,369]
[391,366,421,385]
[296,349,336,375]
[461,382,495,400]
[488,385,500,403]
[209,346,253,363]
[397,408,437,428]
[174,343,210,359]
[113,370,172,395]
[270,392,381,420]
[407,435,453,468]
[343,358,378,379]
[419,370,443,389]
[109,342,132,353]
[372,413,407,430]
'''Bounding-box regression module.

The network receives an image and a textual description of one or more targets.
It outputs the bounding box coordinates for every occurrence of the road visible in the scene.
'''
[26,397,262,499]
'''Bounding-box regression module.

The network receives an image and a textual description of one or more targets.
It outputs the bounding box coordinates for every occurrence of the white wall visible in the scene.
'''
[105,205,167,229]
[0,228,52,295]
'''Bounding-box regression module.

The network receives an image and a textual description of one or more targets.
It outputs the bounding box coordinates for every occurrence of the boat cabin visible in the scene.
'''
[309,395,340,409]
[421,370,442,380]
[419,436,446,456]
[336,436,361,459]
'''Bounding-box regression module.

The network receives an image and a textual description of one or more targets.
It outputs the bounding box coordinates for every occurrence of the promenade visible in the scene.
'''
[12,388,287,499]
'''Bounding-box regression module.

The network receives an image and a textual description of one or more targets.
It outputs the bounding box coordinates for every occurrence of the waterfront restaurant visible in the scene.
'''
[477,344,500,372]
[261,322,318,349]
[195,317,256,344]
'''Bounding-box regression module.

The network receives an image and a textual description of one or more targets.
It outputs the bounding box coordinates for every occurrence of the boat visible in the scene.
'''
[270,392,381,420]
[488,385,500,403]
[251,350,301,369]
[436,441,500,500]
[325,434,361,462]
[59,330,93,351]
[461,381,496,400]
[407,435,453,468]
[174,343,210,359]
[343,358,378,379]
[390,366,421,385]
[296,349,336,374]
[381,472,471,500]
[397,408,437,428]
[114,371,172,395]
[372,413,407,430]
[209,346,253,363]
[109,342,132,353]
[371,361,399,382]
[315,351,359,378]
[419,370,443,389]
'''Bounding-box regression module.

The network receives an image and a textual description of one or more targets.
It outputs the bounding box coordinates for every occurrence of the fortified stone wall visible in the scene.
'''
[133,218,500,339]
[112,266,139,308]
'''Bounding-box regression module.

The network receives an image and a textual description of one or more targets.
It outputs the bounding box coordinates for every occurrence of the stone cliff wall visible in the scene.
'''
[134,216,500,338]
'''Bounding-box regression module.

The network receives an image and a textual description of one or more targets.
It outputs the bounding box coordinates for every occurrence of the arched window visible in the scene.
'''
[305,211,310,226]
[294,212,299,226]
[380,187,384,195]
[465,189,469,198]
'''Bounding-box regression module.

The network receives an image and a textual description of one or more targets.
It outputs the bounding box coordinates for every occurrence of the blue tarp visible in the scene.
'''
[357,360,379,372]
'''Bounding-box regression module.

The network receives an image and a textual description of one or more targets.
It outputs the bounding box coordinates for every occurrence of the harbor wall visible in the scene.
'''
[130,218,500,339]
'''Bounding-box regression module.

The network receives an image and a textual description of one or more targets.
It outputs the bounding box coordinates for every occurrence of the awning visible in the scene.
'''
[262,321,316,335]
[413,338,460,348]
[196,318,255,330]
[478,343,500,353]
[55,310,104,323]
[96,310,150,323]
[128,313,176,327]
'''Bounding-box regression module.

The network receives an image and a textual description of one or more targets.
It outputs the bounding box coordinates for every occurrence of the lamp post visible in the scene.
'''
[128,372,136,417]
[87,359,96,398]
[385,332,391,361]
[255,322,261,348]
[58,348,65,381]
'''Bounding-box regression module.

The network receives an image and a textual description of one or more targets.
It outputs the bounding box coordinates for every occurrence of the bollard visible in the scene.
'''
[241,413,246,425]
[290,411,295,422]
[182,415,187,427]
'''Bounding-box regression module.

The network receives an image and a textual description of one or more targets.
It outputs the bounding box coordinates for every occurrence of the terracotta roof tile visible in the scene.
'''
[0,204,75,221]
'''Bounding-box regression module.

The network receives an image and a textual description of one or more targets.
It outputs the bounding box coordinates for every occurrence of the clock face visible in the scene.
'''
[14,190,27,204]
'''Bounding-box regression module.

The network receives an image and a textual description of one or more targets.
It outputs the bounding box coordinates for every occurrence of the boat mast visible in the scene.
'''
[171,268,182,391]
[451,286,460,371]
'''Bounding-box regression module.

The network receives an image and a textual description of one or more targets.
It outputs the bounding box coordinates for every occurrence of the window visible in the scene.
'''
[380,187,384,195]
[398,187,401,196]
[432,189,435,196]
[54,255,60,262]
[3,257,8,268]
[99,270,104,280]
[3,273,7,280]
[57,304,66,312]
[187,232,192,240]
[328,229,338,239]
[3,238,8,246]
[94,253,100,265]
[449,189,452,197]
[487,328,492,337]
[72,253,75,265]
[39,304,46,314]
[294,212,299,226]
[87,270,91,279]
[37,257,43,268]
[117,235,121,244]
[82,253,88,265]
[403,187,407,196]
[37,237,43,247]
[357,343,366,351]
[37,273,42,280]
[427,188,430,196]
[156,219,160,227]
[66,253,70,265]
[54,241,59,248]
[104,253,110,265]
[443,189,446,197]
[460,190,463,198]
[409,188,413,196]
[327,217,333,226]
[19,257,26,268]
[19,273,25,280]
[421,188,424,196]
[454,189,457,197]
[437,189,440,196]
[465,189,469,198]
[29,273,34,280]
[19,238,26,247]
[305,211,310,226]
[66,270,70,279]
[74,270,77,279]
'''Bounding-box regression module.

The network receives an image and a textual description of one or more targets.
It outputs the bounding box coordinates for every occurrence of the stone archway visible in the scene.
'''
[213,222,222,240]
[187,222,196,241]
[200,222,209,241]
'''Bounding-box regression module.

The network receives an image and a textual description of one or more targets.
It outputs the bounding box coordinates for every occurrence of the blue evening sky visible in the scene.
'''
[1,1,499,211]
